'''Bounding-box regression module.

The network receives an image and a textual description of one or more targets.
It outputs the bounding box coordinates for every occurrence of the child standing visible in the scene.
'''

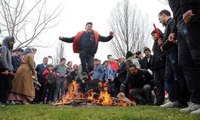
[42,64,56,103]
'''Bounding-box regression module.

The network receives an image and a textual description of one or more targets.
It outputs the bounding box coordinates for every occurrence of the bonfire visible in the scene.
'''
[53,81,136,107]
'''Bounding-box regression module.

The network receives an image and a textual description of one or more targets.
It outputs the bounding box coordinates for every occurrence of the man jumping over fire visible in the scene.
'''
[59,22,113,78]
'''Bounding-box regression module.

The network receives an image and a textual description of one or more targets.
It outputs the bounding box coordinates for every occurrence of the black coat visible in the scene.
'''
[151,42,166,70]
[140,55,153,70]
[120,69,153,93]
[168,0,200,34]
[12,55,21,72]
[117,61,127,83]
[161,18,178,54]
[36,64,47,81]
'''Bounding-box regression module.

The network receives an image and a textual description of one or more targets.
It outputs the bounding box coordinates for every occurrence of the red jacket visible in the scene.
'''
[42,69,56,79]
[109,60,119,71]
[73,30,99,53]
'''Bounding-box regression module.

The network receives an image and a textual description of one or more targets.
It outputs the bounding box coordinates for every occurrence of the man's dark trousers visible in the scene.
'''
[79,51,94,73]
[177,19,200,104]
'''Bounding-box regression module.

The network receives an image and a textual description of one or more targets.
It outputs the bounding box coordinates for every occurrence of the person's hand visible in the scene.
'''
[9,71,15,76]
[2,70,9,75]
[56,73,61,76]
[82,80,85,83]
[157,39,163,45]
[116,73,119,78]
[168,33,176,42]
[160,46,163,52]
[109,31,114,36]
[59,36,64,41]
[147,69,153,75]
[90,76,93,81]
[34,73,37,78]
[183,10,195,24]
[64,74,68,77]
[117,92,125,99]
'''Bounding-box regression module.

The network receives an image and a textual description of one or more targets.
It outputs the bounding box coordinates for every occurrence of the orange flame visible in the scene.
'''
[58,81,133,106]
[97,81,113,105]
[60,81,81,103]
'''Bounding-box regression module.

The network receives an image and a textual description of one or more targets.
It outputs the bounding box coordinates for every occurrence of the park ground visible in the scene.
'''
[0,104,200,120]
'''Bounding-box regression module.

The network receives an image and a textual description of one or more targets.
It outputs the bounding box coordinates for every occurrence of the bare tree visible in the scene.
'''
[158,0,168,5]
[108,0,152,57]
[0,0,63,48]
[53,41,65,65]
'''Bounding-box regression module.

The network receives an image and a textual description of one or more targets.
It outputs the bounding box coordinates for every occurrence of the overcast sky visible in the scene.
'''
[32,0,170,65]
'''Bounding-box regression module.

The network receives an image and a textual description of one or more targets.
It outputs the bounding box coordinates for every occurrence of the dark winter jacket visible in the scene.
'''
[12,55,21,72]
[168,0,200,34]
[151,41,166,70]
[61,30,113,55]
[0,36,14,71]
[36,63,47,82]
[117,61,127,83]
[180,0,200,14]
[140,55,153,70]
[120,69,153,93]
[161,18,178,53]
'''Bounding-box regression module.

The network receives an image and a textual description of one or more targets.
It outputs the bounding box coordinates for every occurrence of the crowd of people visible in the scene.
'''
[0,0,200,115]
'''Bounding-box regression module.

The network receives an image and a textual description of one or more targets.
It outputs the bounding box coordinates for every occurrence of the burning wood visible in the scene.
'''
[52,81,136,107]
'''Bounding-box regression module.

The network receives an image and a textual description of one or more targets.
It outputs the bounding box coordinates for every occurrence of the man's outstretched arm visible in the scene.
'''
[99,31,114,42]
[59,36,75,43]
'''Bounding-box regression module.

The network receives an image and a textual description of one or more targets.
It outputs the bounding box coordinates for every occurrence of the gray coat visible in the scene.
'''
[0,36,14,71]
[55,64,67,79]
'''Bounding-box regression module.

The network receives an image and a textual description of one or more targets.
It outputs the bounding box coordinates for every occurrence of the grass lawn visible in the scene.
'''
[0,104,199,120]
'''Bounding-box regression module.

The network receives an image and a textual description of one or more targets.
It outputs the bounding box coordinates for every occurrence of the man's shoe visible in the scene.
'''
[190,108,200,114]
[0,104,5,107]
[0,102,5,107]
[180,103,200,113]
[160,101,181,108]
[9,101,16,105]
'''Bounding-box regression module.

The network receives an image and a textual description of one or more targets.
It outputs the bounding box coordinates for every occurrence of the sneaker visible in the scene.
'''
[190,108,200,114]
[160,101,181,108]
[0,102,5,107]
[9,101,16,105]
[180,103,200,113]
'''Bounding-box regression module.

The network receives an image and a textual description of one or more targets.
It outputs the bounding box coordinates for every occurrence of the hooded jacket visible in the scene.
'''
[0,36,14,71]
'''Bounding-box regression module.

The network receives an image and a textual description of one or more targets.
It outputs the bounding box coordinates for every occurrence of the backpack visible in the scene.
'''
[47,72,55,85]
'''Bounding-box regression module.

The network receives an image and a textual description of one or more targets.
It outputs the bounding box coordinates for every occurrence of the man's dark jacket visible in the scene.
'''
[120,69,153,93]
[140,55,153,70]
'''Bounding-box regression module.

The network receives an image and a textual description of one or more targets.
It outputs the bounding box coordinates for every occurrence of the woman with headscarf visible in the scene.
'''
[0,36,15,106]
[8,47,36,105]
